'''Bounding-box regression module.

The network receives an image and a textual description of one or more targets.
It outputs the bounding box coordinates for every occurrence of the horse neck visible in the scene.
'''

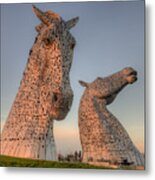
[2,36,61,140]
[79,91,129,138]
[79,92,103,128]
[92,96,131,141]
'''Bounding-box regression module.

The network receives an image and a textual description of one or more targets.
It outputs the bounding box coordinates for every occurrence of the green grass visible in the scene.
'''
[0,155,111,169]
[0,155,143,170]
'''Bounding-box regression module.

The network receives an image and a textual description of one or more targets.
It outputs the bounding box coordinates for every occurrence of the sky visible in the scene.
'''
[1,1,145,155]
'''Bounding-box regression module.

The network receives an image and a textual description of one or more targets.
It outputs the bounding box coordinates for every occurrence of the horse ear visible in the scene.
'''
[66,17,79,29]
[32,5,51,26]
[79,80,89,88]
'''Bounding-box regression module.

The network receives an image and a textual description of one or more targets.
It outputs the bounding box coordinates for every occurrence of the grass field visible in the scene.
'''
[0,155,144,170]
[0,155,112,169]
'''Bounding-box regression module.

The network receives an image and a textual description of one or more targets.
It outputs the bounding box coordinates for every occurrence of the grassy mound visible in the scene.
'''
[0,155,111,169]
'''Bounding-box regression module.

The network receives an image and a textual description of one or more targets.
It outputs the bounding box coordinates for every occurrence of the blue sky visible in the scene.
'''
[1,1,144,155]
